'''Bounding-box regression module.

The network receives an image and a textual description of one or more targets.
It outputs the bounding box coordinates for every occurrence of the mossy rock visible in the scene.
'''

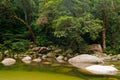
[47,52,56,57]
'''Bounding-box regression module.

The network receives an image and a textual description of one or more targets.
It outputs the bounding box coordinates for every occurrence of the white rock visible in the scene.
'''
[56,55,64,60]
[64,57,68,61]
[1,58,16,66]
[32,58,42,62]
[55,55,65,63]
[22,56,32,64]
[68,54,104,64]
[42,55,47,59]
[85,65,119,75]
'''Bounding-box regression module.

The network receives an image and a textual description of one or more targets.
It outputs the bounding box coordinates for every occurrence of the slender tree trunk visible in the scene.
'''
[68,39,75,49]
[102,26,106,50]
[102,10,108,51]
[21,0,28,23]
[14,15,36,43]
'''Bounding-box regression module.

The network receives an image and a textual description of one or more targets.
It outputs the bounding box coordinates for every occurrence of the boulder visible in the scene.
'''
[56,55,64,60]
[46,52,56,57]
[42,55,47,59]
[32,47,41,51]
[68,54,104,68]
[56,55,65,63]
[32,58,42,63]
[85,65,119,75]
[38,47,50,54]
[68,54,104,64]
[32,46,51,54]
[1,58,16,66]
[22,56,32,64]
[87,44,103,53]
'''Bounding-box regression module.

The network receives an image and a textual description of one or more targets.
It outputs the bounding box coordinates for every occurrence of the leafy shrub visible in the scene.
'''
[105,47,119,55]
[36,35,52,46]
[11,40,29,51]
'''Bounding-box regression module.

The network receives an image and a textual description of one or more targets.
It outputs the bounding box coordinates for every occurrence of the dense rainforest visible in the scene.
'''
[0,0,120,55]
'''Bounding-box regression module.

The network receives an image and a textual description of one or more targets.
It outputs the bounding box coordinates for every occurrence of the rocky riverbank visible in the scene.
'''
[0,44,120,65]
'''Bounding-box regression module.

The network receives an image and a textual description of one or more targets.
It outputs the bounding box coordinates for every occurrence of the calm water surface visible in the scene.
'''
[0,59,120,80]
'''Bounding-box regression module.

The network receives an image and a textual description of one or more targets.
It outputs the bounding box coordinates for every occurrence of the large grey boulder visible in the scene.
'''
[68,54,104,68]
[69,54,104,64]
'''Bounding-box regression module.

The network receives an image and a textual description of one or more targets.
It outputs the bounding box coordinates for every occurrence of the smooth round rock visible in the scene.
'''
[1,58,16,66]
[68,54,104,64]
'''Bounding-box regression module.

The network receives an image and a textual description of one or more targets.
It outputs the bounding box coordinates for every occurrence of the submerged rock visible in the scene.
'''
[1,58,16,66]
[51,63,61,67]
[42,61,51,65]
[85,65,119,75]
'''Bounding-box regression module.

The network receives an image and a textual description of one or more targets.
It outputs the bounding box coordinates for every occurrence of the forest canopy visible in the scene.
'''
[0,0,120,54]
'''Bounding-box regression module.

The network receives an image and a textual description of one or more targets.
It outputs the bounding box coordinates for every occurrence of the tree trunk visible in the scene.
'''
[68,39,75,49]
[102,26,106,50]
[14,15,36,43]
[21,0,28,23]
[102,10,108,51]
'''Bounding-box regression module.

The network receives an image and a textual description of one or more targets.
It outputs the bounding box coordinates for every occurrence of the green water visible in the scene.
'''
[0,60,120,80]
[0,71,82,80]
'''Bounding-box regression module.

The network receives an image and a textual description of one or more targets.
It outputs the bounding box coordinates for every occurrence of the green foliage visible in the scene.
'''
[105,47,119,55]
[53,16,78,38]
[0,0,120,54]
[0,3,29,53]
[36,35,49,46]
[90,0,120,53]
[11,40,29,51]
[0,39,29,53]
[37,0,102,51]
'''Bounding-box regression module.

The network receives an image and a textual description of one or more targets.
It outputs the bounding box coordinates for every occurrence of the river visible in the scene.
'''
[0,59,120,80]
